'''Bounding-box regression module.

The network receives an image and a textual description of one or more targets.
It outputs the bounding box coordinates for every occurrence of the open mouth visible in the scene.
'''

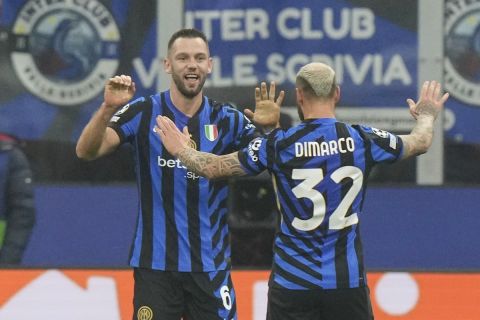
[185,74,199,84]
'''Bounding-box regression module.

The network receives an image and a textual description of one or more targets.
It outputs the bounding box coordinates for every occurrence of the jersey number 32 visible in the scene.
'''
[291,166,363,231]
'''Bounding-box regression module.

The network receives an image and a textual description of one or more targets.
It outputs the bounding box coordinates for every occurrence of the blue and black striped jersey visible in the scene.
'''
[108,90,257,272]
[238,118,403,289]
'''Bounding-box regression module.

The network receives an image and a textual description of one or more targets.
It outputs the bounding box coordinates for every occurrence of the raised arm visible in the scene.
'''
[154,116,247,179]
[76,75,136,160]
[399,81,449,159]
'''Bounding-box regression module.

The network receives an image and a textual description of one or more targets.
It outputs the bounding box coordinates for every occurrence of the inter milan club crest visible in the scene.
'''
[204,124,218,141]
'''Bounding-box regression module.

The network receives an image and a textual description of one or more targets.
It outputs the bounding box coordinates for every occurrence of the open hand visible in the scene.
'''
[154,116,191,156]
[244,81,285,130]
[407,81,449,120]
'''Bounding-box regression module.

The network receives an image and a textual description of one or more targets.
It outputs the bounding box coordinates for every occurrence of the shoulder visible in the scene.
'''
[352,124,394,139]
[111,96,152,120]
[125,95,152,110]
[207,98,241,115]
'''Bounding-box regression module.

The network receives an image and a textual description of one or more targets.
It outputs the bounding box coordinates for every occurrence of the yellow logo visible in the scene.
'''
[137,306,153,320]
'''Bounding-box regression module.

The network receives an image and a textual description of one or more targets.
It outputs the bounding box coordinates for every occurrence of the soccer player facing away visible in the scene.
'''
[76,28,282,320]
[154,62,449,320]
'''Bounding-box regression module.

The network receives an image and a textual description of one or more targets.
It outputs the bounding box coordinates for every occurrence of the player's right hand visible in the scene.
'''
[245,81,284,131]
[104,75,136,110]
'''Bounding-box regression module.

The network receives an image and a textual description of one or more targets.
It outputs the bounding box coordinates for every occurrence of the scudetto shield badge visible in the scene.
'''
[204,124,218,141]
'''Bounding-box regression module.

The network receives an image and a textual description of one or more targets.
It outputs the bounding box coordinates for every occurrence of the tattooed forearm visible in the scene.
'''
[400,115,434,159]
[177,148,247,179]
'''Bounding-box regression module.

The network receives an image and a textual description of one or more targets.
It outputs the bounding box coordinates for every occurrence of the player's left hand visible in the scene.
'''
[154,116,191,156]
[244,81,284,131]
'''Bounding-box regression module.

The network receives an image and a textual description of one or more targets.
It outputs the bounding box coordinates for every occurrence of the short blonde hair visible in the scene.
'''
[296,63,336,98]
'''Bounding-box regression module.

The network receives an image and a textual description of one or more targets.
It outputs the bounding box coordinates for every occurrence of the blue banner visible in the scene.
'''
[1,0,479,143]
[185,0,418,108]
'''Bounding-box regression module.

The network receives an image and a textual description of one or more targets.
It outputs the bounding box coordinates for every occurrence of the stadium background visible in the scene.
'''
[0,0,479,319]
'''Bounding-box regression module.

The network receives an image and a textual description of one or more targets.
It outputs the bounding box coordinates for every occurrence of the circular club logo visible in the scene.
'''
[445,0,480,106]
[10,0,120,106]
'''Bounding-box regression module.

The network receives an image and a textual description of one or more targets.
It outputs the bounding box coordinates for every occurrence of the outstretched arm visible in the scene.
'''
[76,75,136,160]
[399,80,449,159]
[154,116,247,179]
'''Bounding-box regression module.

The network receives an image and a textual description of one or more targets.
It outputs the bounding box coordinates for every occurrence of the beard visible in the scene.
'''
[172,72,206,99]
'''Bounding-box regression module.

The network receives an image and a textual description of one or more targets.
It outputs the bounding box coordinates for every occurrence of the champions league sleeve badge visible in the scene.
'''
[10,0,120,106]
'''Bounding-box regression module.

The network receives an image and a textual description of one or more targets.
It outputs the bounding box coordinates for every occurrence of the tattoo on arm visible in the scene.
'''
[400,115,434,159]
[177,148,247,179]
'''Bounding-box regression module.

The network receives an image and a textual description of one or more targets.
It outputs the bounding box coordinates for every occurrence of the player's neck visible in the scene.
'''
[303,103,336,119]
[169,86,203,117]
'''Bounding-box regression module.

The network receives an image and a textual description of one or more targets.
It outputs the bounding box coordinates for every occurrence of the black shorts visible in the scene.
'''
[267,285,374,320]
[133,268,237,320]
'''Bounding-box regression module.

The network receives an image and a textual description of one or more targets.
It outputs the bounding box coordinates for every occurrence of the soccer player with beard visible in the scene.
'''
[76,28,283,320]
[154,62,449,320]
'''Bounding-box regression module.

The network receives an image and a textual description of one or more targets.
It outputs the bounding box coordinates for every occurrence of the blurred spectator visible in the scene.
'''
[0,133,35,266]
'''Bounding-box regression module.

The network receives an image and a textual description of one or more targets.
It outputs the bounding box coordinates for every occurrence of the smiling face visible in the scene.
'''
[164,37,212,99]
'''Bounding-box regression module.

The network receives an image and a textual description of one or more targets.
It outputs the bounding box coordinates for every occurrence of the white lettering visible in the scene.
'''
[277,8,301,40]
[207,56,233,87]
[329,140,339,154]
[222,10,245,40]
[301,8,323,39]
[294,138,355,157]
[323,8,350,40]
[320,141,330,156]
[245,9,269,39]
[383,54,412,85]
[186,11,220,40]
[185,9,269,41]
[157,156,201,180]
[277,7,375,40]
[157,156,186,169]
[351,8,375,39]
[265,53,411,86]
[266,53,286,83]
[344,55,372,84]
[234,55,258,85]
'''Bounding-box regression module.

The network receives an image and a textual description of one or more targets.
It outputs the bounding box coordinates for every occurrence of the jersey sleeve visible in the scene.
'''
[238,133,275,175]
[227,106,261,149]
[353,125,403,163]
[107,97,149,143]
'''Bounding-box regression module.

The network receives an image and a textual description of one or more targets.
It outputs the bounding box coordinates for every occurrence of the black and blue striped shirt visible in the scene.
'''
[109,90,257,272]
[238,118,403,289]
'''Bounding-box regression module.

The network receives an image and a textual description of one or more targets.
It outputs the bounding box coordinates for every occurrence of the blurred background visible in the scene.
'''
[0,0,479,319]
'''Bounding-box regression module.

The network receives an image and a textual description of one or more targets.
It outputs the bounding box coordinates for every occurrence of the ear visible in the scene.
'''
[296,87,303,107]
[334,85,340,103]
[164,57,172,74]
[207,57,213,74]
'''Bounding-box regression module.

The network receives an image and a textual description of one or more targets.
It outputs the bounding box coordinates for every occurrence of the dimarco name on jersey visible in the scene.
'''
[295,137,355,157]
